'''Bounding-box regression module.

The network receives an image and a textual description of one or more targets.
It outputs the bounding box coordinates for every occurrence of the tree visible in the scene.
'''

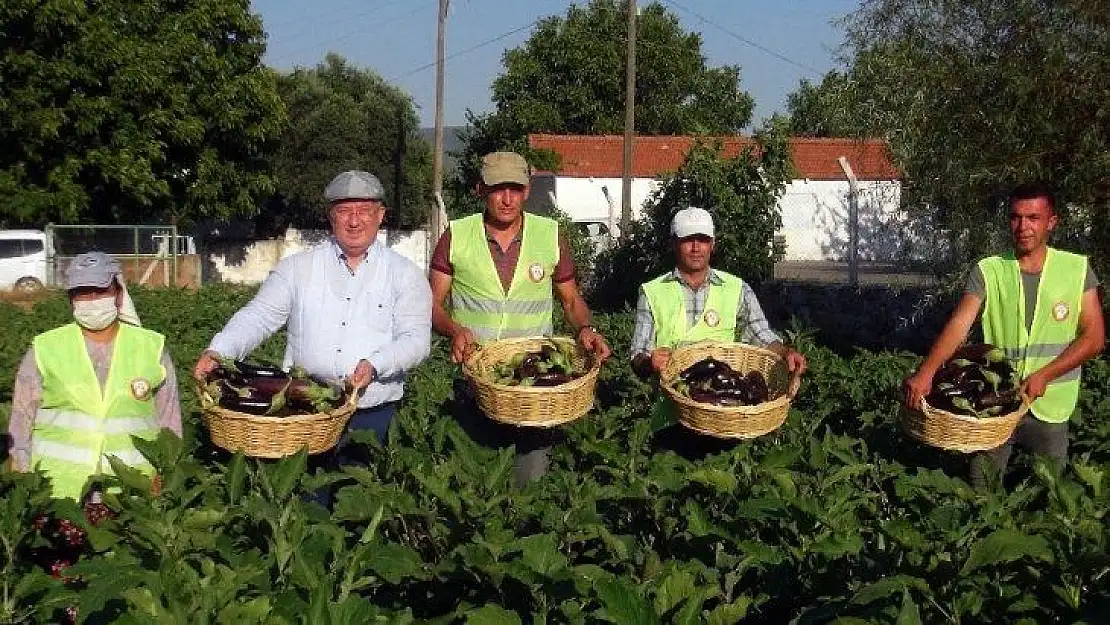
[270,54,431,230]
[590,119,793,310]
[841,0,1110,273]
[785,71,867,138]
[451,0,755,201]
[0,0,285,226]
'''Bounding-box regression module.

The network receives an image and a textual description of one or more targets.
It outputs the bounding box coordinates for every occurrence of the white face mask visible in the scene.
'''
[73,297,119,331]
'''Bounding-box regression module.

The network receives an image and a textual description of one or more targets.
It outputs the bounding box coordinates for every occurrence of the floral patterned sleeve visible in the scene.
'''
[8,348,41,471]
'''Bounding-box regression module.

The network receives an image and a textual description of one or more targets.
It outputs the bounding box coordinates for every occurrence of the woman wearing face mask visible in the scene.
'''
[6,252,182,500]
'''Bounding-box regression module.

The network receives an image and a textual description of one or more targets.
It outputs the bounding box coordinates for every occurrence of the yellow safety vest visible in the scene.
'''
[979,248,1087,423]
[449,213,560,341]
[643,270,743,348]
[31,323,165,499]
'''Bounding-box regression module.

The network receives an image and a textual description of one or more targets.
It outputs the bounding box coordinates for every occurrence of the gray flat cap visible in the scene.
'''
[65,251,121,290]
[324,171,384,202]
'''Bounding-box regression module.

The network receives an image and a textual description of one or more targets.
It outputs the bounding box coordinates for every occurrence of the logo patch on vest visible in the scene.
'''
[1052,301,1070,322]
[130,378,153,401]
[703,309,721,328]
[528,262,545,283]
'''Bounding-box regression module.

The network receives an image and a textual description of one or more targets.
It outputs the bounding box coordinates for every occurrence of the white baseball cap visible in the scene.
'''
[670,207,715,238]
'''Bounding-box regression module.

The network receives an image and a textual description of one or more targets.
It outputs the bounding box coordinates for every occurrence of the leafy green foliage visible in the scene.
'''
[590,121,792,309]
[1,287,1108,623]
[786,71,869,138]
[841,0,1110,274]
[269,54,432,231]
[0,0,285,226]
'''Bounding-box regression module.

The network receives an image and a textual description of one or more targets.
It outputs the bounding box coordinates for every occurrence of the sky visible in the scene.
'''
[254,0,861,129]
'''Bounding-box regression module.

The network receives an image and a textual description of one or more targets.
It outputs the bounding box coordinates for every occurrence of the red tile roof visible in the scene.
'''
[527,134,900,181]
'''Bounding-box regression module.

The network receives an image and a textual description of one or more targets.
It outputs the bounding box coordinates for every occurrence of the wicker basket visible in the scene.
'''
[463,336,601,428]
[661,342,802,439]
[900,395,1029,453]
[198,384,357,458]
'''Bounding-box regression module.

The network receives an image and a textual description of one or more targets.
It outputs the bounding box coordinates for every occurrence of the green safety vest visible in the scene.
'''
[979,247,1087,423]
[449,213,560,341]
[643,270,743,348]
[31,323,165,499]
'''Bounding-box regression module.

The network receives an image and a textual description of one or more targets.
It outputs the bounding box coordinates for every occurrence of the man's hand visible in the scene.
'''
[450,328,478,364]
[578,327,612,362]
[650,347,672,374]
[350,359,375,390]
[193,350,221,382]
[902,369,934,409]
[784,349,808,375]
[1021,370,1049,400]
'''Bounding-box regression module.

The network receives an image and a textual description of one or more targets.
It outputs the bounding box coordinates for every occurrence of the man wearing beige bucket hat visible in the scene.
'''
[7,252,182,500]
[429,150,611,486]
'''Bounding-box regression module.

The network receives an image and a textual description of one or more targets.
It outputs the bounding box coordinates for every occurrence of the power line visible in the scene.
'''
[388,20,537,82]
[270,3,432,68]
[661,0,822,75]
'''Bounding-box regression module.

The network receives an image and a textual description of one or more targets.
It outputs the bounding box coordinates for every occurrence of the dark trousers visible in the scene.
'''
[970,415,1068,489]
[307,402,397,507]
[451,379,556,487]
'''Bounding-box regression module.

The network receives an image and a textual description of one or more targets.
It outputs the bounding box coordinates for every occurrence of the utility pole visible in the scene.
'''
[431,0,449,240]
[620,0,636,239]
[837,156,860,287]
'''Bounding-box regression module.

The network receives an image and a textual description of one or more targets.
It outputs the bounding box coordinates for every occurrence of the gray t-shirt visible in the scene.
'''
[965,264,1099,332]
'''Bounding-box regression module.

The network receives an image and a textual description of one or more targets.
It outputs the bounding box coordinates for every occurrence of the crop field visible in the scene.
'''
[1,286,1108,624]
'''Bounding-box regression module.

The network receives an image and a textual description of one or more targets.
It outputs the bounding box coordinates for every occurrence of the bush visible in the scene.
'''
[590,121,792,311]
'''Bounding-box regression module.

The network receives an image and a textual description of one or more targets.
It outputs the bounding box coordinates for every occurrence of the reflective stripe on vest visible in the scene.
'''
[31,323,165,499]
[979,248,1087,423]
[643,270,743,349]
[449,213,560,340]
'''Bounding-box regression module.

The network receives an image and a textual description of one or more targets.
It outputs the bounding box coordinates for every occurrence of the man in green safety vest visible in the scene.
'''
[7,252,182,500]
[903,183,1105,487]
[630,207,808,379]
[430,150,611,486]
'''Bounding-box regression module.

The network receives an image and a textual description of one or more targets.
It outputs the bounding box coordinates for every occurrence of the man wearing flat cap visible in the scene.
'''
[195,170,432,453]
[7,252,182,500]
[429,150,611,486]
[631,207,807,380]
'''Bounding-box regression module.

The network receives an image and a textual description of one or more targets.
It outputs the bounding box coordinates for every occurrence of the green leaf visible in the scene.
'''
[596,577,660,625]
[465,605,522,625]
[961,529,1054,574]
[1072,462,1104,497]
[653,566,697,615]
[519,533,569,578]
[226,452,248,503]
[106,455,153,493]
[852,575,929,605]
[688,468,739,494]
[705,596,753,625]
[896,589,923,625]
[267,449,308,500]
[368,543,425,584]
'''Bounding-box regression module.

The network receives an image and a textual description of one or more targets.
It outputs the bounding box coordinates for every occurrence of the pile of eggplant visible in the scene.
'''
[671,357,773,406]
[205,360,347,416]
[490,342,585,387]
[926,343,1022,417]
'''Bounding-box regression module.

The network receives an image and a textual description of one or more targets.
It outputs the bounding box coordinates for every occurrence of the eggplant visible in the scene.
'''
[688,388,720,405]
[710,371,741,391]
[218,396,273,415]
[533,372,574,387]
[744,371,770,402]
[680,358,732,383]
[975,389,1019,410]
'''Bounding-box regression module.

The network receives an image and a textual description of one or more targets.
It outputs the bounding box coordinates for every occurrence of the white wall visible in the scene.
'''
[550,175,910,263]
[207,227,431,285]
[778,180,906,262]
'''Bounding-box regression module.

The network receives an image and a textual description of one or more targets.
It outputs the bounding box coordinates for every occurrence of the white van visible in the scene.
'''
[0,230,49,292]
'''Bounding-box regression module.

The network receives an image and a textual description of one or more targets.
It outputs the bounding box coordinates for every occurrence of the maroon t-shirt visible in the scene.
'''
[429,223,576,292]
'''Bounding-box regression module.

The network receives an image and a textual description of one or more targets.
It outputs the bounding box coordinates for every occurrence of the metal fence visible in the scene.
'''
[44,224,198,287]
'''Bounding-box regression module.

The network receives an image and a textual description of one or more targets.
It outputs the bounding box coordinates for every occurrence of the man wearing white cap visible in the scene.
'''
[631,207,807,379]
[194,170,432,452]
[7,252,182,500]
